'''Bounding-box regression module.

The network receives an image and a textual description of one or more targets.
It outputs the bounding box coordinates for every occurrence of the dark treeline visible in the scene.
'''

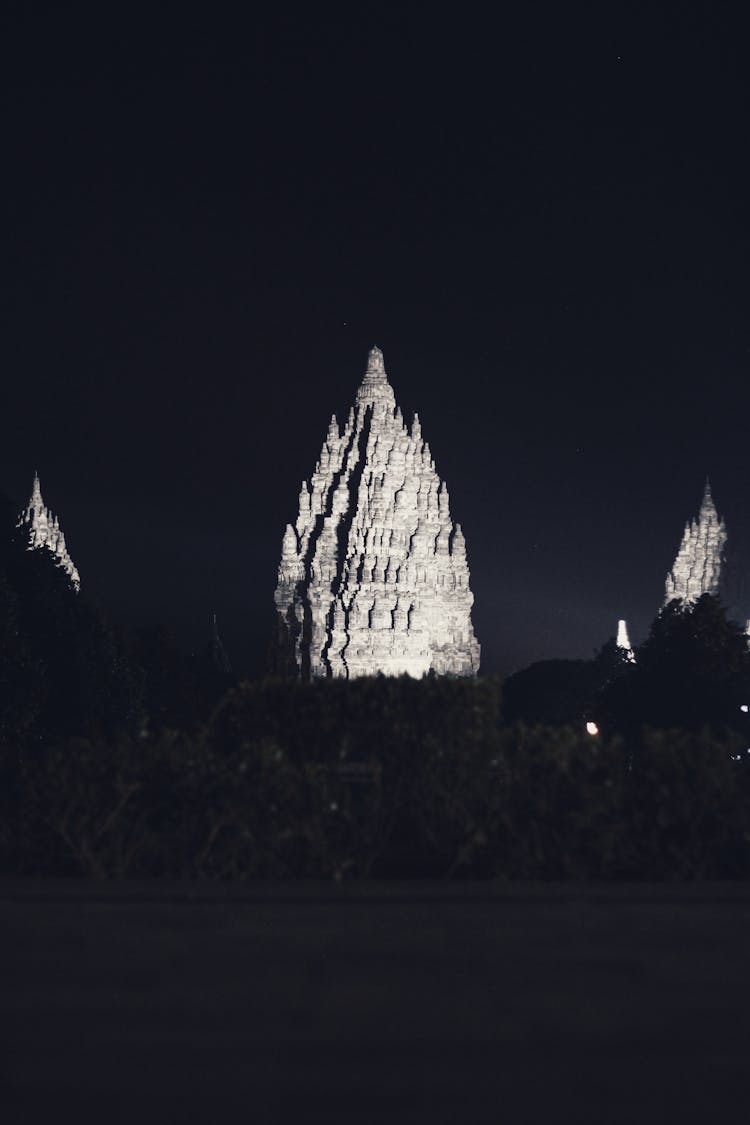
[0,492,233,743]
[3,490,750,880]
[3,680,750,881]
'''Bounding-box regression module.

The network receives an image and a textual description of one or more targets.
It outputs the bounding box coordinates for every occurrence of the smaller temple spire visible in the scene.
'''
[451,523,467,560]
[356,345,396,409]
[700,476,716,514]
[665,479,726,605]
[17,472,81,590]
[281,523,298,559]
[616,619,636,663]
[365,346,386,378]
[326,414,339,443]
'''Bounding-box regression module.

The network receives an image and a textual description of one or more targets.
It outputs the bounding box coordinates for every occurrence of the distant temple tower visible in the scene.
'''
[17,473,80,590]
[665,479,726,605]
[274,347,480,678]
[616,619,636,663]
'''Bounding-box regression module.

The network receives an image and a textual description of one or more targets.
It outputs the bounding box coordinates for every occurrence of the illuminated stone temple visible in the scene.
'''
[615,479,739,659]
[17,473,80,590]
[665,479,726,605]
[274,347,480,678]
[616,619,635,663]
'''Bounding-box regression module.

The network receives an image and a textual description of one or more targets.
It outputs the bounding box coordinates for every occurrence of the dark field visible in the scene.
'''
[2,881,750,1124]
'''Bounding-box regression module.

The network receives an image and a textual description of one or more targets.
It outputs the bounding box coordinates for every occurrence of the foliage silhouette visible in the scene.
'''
[599,595,750,734]
[3,675,750,881]
[502,639,631,727]
[129,618,235,735]
[0,492,142,742]
[5,482,750,882]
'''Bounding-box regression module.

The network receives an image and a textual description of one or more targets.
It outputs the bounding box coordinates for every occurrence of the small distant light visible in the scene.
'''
[586,721,599,736]
[740,705,749,713]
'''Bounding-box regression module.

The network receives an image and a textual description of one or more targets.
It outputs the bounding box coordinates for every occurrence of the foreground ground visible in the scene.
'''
[2,880,750,1124]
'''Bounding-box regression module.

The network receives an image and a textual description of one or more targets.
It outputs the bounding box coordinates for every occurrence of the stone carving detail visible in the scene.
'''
[665,480,726,605]
[275,347,480,678]
[17,473,81,590]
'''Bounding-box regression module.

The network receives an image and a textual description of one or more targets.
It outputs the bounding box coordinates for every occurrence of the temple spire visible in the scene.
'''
[356,345,396,409]
[616,619,636,663]
[700,476,716,514]
[17,473,81,590]
[366,346,386,378]
[665,479,726,605]
[275,347,479,678]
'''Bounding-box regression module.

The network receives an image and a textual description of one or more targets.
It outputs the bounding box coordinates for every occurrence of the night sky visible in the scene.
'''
[2,6,749,678]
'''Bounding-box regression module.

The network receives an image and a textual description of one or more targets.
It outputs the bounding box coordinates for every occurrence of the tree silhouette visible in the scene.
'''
[600,595,750,733]
[501,640,631,727]
[0,492,142,743]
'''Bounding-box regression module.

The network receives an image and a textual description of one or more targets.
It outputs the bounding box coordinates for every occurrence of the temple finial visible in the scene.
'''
[699,477,722,521]
[356,345,395,407]
[365,346,386,379]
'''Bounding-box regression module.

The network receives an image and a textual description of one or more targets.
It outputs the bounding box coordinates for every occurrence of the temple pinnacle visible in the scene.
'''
[701,476,714,511]
[616,619,636,663]
[17,472,81,590]
[356,345,395,408]
[665,480,726,605]
[366,346,386,378]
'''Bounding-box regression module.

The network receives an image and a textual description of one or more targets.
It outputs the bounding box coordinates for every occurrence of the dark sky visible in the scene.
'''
[2,5,749,677]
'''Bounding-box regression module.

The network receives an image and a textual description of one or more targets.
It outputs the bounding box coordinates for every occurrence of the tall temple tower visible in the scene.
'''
[665,479,726,605]
[17,473,81,590]
[274,347,480,678]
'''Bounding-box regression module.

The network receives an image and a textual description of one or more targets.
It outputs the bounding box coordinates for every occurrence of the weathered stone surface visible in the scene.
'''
[275,347,480,678]
[17,473,80,590]
[665,480,726,605]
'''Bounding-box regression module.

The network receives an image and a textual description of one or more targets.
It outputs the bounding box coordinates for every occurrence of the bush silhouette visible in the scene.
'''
[600,595,750,733]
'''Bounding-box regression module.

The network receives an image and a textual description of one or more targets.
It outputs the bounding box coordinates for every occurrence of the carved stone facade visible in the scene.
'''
[17,474,81,590]
[275,347,480,678]
[665,480,726,606]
